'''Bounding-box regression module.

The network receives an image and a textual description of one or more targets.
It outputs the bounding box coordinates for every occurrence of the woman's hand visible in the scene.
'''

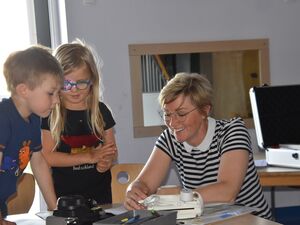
[124,181,149,210]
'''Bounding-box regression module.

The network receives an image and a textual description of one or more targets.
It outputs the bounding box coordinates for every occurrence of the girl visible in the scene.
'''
[42,40,117,204]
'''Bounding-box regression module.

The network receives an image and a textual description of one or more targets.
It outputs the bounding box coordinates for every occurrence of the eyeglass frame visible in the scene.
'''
[160,107,198,123]
[62,79,92,92]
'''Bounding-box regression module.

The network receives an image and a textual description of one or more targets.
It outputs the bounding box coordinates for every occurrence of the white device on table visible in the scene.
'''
[250,85,300,168]
[139,189,203,219]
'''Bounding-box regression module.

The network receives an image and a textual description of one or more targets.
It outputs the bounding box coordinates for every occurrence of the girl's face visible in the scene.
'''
[163,94,209,146]
[61,65,92,110]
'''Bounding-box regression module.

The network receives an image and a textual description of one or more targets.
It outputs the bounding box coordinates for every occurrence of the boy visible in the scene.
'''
[0,46,64,224]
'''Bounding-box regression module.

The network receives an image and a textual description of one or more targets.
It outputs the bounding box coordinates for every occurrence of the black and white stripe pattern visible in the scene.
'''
[155,117,272,219]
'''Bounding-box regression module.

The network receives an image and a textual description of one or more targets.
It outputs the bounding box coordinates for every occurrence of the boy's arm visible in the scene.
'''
[30,151,57,210]
[1,208,16,225]
[0,217,16,225]
[0,152,2,169]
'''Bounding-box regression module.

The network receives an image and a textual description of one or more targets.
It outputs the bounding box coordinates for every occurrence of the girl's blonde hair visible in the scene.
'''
[159,73,213,114]
[50,39,105,144]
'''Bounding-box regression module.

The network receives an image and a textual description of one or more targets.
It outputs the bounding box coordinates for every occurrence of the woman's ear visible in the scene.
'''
[202,104,212,117]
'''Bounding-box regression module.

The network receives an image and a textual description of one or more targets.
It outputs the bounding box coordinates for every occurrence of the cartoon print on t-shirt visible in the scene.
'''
[19,141,31,169]
[0,140,32,176]
[0,156,18,173]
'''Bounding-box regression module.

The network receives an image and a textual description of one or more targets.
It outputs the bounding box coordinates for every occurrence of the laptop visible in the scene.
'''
[250,84,300,168]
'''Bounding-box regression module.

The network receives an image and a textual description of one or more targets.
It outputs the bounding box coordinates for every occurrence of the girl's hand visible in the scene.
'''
[88,143,116,164]
[124,181,149,210]
[96,154,114,173]
[94,142,117,172]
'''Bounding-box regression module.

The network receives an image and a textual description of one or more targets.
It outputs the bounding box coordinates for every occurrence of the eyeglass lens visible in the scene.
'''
[162,108,197,123]
[63,80,91,91]
[163,112,186,122]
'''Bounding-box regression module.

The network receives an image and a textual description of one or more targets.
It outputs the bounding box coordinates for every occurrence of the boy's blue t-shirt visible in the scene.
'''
[0,98,42,215]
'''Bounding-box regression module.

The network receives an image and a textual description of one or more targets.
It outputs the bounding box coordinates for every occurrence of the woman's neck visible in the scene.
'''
[188,118,209,147]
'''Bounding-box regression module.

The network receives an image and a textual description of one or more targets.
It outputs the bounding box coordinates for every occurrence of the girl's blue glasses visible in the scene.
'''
[62,79,91,91]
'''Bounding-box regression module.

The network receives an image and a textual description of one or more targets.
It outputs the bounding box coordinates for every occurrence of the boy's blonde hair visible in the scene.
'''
[159,73,213,114]
[50,39,105,144]
[3,45,63,93]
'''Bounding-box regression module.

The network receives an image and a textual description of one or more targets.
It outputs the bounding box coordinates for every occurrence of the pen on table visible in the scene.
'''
[121,217,129,223]
[121,215,140,224]
[131,215,160,224]
[123,211,160,224]
[220,212,234,219]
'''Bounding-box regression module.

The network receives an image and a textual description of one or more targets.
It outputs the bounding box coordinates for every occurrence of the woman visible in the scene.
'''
[125,73,272,219]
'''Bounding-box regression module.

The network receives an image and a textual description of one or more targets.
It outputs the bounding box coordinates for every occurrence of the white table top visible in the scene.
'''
[6,213,45,225]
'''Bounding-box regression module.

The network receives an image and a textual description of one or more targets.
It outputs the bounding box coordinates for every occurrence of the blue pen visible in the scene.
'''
[131,215,159,224]
[123,215,140,224]
[220,212,233,219]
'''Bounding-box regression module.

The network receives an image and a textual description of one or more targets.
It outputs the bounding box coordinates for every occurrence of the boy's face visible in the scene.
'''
[25,74,61,118]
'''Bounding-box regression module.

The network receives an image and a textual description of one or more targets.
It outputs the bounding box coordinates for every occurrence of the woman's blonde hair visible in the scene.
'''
[50,39,105,144]
[159,73,213,114]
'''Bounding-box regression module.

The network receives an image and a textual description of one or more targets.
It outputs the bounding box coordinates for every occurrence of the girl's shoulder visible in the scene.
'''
[98,101,107,108]
[98,101,113,113]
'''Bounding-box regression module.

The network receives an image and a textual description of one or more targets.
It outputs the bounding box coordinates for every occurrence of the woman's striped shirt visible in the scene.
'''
[155,117,272,219]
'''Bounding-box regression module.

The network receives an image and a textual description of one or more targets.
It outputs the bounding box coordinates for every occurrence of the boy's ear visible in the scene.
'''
[15,83,29,97]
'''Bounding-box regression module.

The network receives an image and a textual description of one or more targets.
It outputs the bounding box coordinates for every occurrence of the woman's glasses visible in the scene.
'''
[62,79,91,91]
[160,108,198,123]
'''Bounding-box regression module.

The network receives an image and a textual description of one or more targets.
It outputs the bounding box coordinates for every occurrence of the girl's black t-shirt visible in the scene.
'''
[41,102,116,204]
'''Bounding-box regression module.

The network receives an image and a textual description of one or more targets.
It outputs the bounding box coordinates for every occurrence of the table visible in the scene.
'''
[257,166,300,187]
[6,212,282,225]
[254,151,300,186]
[213,214,281,225]
[255,151,300,220]
[257,166,300,215]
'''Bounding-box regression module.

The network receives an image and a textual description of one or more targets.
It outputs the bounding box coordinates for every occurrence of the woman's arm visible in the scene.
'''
[41,129,116,167]
[30,151,57,210]
[124,147,171,210]
[0,218,16,225]
[195,149,249,203]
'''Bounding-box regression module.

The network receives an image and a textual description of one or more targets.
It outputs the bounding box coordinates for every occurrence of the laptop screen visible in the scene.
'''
[250,85,300,148]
